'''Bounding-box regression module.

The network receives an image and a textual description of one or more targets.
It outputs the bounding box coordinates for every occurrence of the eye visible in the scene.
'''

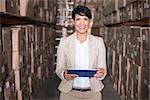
[75,18,80,21]
[84,18,88,20]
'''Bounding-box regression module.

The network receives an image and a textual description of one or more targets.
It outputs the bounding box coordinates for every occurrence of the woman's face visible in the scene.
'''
[73,14,91,35]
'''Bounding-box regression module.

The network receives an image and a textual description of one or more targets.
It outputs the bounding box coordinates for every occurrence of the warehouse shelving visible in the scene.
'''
[104,17,150,27]
[0,0,57,99]
[54,0,74,68]
[91,0,150,100]
[0,12,56,27]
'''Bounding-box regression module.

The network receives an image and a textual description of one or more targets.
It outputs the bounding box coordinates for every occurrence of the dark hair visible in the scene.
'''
[72,5,92,20]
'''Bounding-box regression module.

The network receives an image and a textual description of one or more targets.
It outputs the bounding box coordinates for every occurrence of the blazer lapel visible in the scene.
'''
[88,35,94,69]
[69,33,76,68]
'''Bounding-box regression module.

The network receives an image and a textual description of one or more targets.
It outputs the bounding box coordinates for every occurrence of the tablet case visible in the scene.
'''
[67,69,97,77]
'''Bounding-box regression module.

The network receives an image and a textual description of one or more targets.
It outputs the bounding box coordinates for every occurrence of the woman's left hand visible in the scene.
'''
[94,68,105,78]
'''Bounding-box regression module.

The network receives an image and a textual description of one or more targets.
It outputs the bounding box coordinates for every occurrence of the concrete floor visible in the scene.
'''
[32,73,121,100]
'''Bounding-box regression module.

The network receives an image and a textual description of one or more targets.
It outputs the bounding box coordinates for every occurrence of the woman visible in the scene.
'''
[56,5,107,100]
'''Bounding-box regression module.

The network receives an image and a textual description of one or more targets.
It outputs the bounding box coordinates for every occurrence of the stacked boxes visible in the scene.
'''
[19,0,35,18]
[105,26,149,100]
[55,0,74,69]
[56,0,74,27]
[0,0,19,15]
[141,28,149,69]
[103,0,150,25]
[99,1,149,99]
[84,0,149,100]
[0,25,55,100]
[118,0,126,8]
[11,26,31,100]
[4,72,17,100]
[83,0,105,36]
[0,28,12,84]
[0,0,56,99]
[0,0,56,23]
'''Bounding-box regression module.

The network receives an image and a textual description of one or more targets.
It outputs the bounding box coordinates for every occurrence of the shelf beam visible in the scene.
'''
[104,17,150,27]
[0,12,55,27]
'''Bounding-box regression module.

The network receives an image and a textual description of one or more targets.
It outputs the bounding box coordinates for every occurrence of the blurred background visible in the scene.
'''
[0,0,149,100]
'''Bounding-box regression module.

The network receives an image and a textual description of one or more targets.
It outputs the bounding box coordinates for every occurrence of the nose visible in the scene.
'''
[79,20,84,25]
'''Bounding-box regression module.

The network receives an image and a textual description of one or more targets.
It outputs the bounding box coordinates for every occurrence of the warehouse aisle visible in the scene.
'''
[31,73,121,100]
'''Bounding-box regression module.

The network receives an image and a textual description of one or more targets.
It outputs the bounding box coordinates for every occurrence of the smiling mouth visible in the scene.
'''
[79,27,86,29]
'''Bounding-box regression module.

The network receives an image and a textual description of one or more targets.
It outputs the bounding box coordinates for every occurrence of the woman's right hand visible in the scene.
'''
[64,70,78,80]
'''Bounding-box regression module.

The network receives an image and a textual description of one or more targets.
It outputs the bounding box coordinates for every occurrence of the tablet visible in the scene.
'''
[67,69,97,77]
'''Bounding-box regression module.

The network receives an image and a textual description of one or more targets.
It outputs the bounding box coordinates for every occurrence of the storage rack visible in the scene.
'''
[91,0,150,100]
[54,0,74,69]
[0,0,56,99]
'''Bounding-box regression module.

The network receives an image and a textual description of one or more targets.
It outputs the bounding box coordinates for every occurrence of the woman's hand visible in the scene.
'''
[64,70,78,80]
[94,68,105,78]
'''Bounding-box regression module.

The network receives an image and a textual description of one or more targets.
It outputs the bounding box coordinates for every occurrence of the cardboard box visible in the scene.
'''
[4,72,17,100]
[14,68,29,91]
[127,61,139,100]
[140,28,150,68]
[132,1,147,21]
[0,64,7,82]
[17,84,30,100]
[6,50,12,73]
[126,3,133,21]
[143,1,150,18]
[118,0,126,8]
[112,10,118,24]
[20,0,34,18]
[2,27,12,53]
[119,7,126,23]
[121,57,127,82]
[12,27,26,52]
[140,67,149,100]
[0,0,19,15]
[12,51,23,70]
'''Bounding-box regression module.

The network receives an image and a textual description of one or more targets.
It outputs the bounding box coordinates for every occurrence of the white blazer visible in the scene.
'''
[56,33,107,93]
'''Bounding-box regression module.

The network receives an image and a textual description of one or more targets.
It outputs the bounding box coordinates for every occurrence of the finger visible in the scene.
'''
[95,72,104,78]
[97,68,105,71]
[97,69,105,74]
[96,71,103,75]
[65,74,78,80]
